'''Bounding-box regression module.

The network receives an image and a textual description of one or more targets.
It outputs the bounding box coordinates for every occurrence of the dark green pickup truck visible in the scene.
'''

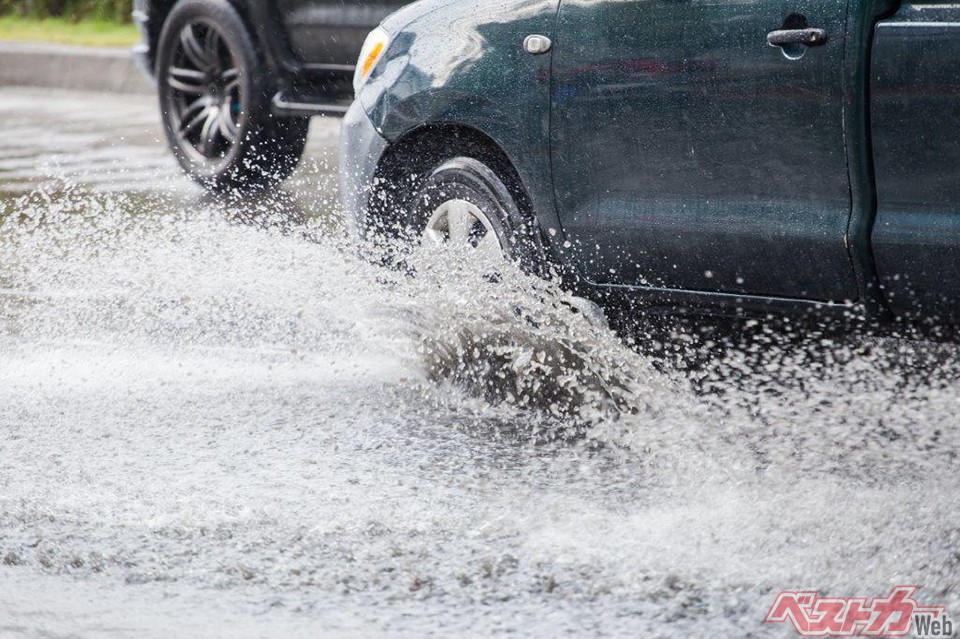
[340,0,960,334]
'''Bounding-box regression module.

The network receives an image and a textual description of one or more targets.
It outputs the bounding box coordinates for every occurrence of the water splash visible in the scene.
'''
[1,169,958,635]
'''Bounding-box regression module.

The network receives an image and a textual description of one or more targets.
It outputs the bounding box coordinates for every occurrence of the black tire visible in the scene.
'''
[156,0,308,191]
[379,156,609,328]
[407,157,545,274]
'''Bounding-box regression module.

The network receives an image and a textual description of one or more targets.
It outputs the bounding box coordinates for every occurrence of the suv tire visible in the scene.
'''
[156,0,308,191]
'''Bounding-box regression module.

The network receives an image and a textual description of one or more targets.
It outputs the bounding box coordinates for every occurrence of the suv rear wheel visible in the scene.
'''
[156,0,308,191]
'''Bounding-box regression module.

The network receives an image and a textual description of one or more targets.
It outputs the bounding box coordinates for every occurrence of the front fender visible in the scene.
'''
[357,0,562,235]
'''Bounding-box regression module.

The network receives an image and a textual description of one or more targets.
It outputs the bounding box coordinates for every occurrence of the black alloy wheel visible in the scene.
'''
[166,19,241,163]
[156,0,308,191]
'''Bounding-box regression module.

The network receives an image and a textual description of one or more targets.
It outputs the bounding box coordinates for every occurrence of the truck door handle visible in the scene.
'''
[767,28,828,47]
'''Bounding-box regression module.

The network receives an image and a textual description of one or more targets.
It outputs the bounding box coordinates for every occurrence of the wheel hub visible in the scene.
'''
[166,20,241,162]
[424,199,505,260]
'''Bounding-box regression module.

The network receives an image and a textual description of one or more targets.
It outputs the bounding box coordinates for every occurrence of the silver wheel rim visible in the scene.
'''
[167,20,242,165]
[423,199,505,260]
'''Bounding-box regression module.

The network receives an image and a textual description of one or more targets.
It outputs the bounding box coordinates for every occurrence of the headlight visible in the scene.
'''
[353,27,391,94]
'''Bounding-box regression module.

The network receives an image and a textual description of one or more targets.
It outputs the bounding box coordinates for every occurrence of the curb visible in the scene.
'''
[0,41,153,95]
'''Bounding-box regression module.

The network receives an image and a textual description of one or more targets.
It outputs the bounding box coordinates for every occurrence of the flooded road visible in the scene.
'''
[1,87,958,638]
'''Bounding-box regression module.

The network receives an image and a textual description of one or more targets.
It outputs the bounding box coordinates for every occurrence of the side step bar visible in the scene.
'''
[272,92,351,118]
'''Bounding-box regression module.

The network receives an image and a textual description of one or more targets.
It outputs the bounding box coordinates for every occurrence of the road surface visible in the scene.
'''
[0,87,958,638]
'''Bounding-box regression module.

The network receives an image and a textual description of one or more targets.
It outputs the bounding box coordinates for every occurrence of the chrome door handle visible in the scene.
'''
[767,28,827,47]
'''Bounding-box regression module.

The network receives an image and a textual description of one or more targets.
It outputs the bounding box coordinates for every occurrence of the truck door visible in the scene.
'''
[872,3,960,325]
[550,0,858,302]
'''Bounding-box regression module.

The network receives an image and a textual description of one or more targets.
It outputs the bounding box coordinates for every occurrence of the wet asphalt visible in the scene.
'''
[0,86,959,638]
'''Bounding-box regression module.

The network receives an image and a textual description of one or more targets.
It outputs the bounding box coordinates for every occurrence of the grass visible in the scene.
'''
[0,15,138,47]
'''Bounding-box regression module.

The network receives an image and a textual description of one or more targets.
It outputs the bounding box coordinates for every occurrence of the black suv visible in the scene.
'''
[133,0,406,190]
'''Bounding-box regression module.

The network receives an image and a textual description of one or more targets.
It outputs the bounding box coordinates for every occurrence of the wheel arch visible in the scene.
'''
[367,123,540,242]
